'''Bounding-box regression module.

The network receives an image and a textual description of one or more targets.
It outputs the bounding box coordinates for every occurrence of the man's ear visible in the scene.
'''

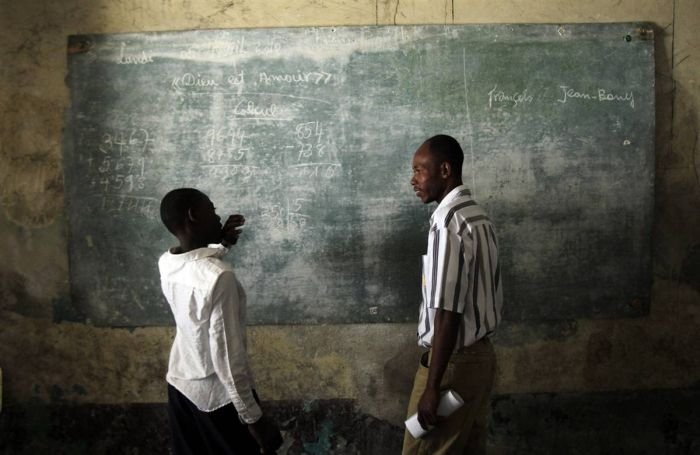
[440,162,451,179]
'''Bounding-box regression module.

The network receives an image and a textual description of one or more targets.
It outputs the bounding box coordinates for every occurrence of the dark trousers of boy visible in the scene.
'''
[168,385,261,455]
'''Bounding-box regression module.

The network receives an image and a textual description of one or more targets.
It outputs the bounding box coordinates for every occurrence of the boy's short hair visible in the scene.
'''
[424,134,464,175]
[160,188,206,235]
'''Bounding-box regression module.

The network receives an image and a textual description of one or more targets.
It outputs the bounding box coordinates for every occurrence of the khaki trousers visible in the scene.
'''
[402,338,496,455]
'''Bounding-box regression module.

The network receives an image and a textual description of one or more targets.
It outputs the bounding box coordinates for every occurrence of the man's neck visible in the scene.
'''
[436,180,463,204]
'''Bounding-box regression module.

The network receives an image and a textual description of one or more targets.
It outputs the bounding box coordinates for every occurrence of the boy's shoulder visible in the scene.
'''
[198,253,234,275]
[159,246,235,289]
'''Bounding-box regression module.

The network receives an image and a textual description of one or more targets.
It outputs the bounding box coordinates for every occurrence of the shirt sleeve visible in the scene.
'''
[428,219,473,314]
[209,271,263,424]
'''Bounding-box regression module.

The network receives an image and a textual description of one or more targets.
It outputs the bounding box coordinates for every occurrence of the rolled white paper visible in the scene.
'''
[405,389,465,439]
[405,414,427,439]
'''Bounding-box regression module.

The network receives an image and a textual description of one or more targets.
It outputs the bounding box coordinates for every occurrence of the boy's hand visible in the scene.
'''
[247,416,283,454]
[221,214,245,246]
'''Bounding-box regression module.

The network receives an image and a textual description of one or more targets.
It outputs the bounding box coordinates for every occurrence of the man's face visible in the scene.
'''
[411,144,445,204]
[192,196,223,244]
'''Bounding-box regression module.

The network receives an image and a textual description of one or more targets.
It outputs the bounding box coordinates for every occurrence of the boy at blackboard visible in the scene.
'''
[158,188,283,455]
[403,135,503,454]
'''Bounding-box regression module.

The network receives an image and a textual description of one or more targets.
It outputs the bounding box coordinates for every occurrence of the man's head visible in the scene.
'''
[410,134,464,204]
[160,188,222,246]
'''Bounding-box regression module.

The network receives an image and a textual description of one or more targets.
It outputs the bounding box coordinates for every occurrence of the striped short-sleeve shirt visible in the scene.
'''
[417,184,503,349]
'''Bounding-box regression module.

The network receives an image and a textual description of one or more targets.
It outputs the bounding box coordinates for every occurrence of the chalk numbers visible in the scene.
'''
[90,129,151,193]
[295,121,325,162]
[99,129,152,155]
[260,198,311,231]
[291,121,340,179]
[100,194,157,218]
[202,127,248,163]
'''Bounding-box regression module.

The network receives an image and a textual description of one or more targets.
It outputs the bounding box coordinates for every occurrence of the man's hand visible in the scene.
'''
[247,416,283,454]
[417,386,441,430]
[416,308,460,431]
[221,214,245,246]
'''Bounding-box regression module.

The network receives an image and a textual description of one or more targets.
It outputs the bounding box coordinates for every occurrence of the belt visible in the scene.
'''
[422,337,492,366]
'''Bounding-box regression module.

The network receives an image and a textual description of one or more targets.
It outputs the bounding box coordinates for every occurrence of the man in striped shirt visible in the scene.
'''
[403,135,503,455]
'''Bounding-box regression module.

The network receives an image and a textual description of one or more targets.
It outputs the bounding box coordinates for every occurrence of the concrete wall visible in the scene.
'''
[1,0,698,453]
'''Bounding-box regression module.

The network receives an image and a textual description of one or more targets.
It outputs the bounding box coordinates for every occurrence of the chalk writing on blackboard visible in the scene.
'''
[557,85,635,108]
[117,43,153,65]
[487,85,535,109]
[62,24,655,326]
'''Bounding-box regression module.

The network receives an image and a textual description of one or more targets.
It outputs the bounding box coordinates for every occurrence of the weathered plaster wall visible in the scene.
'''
[1,0,698,452]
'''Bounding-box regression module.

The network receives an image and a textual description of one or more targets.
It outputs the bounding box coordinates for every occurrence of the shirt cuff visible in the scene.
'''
[238,402,263,424]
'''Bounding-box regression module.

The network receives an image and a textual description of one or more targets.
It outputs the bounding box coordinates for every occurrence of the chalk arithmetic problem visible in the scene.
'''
[62,24,655,326]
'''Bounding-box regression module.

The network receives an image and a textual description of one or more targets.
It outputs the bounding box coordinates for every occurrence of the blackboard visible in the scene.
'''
[61,23,655,326]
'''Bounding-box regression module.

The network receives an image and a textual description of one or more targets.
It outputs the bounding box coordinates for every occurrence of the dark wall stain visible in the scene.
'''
[490,387,700,454]
[680,243,700,292]
[0,399,403,455]
[48,385,64,403]
[0,269,44,317]
[2,388,699,454]
[71,384,87,396]
[51,295,86,323]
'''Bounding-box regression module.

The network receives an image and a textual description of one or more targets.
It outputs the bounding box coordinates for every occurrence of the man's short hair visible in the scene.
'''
[424,134,464,176]
[160,188,206,235]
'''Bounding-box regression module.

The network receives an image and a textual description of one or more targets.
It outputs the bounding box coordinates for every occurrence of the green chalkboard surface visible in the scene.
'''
[62,24,655,326]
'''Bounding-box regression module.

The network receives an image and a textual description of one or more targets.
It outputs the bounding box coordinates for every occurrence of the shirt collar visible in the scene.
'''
[432,184,471,216]
[164,244,228,263]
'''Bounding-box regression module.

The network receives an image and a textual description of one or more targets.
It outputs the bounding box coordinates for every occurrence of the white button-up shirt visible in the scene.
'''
[159,245,262,423]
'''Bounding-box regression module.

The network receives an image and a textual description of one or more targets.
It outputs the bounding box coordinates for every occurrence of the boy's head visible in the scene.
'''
[160,188,222,245]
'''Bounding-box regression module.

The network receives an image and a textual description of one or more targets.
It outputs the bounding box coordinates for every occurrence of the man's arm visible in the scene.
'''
[417,222,470,430]
[416,308,461,429]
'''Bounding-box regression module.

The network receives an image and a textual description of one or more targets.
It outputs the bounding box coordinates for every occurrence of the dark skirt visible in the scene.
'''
[167,384,261,455]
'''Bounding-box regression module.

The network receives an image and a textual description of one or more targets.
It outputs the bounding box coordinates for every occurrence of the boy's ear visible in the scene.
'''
[187,207,197,223]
